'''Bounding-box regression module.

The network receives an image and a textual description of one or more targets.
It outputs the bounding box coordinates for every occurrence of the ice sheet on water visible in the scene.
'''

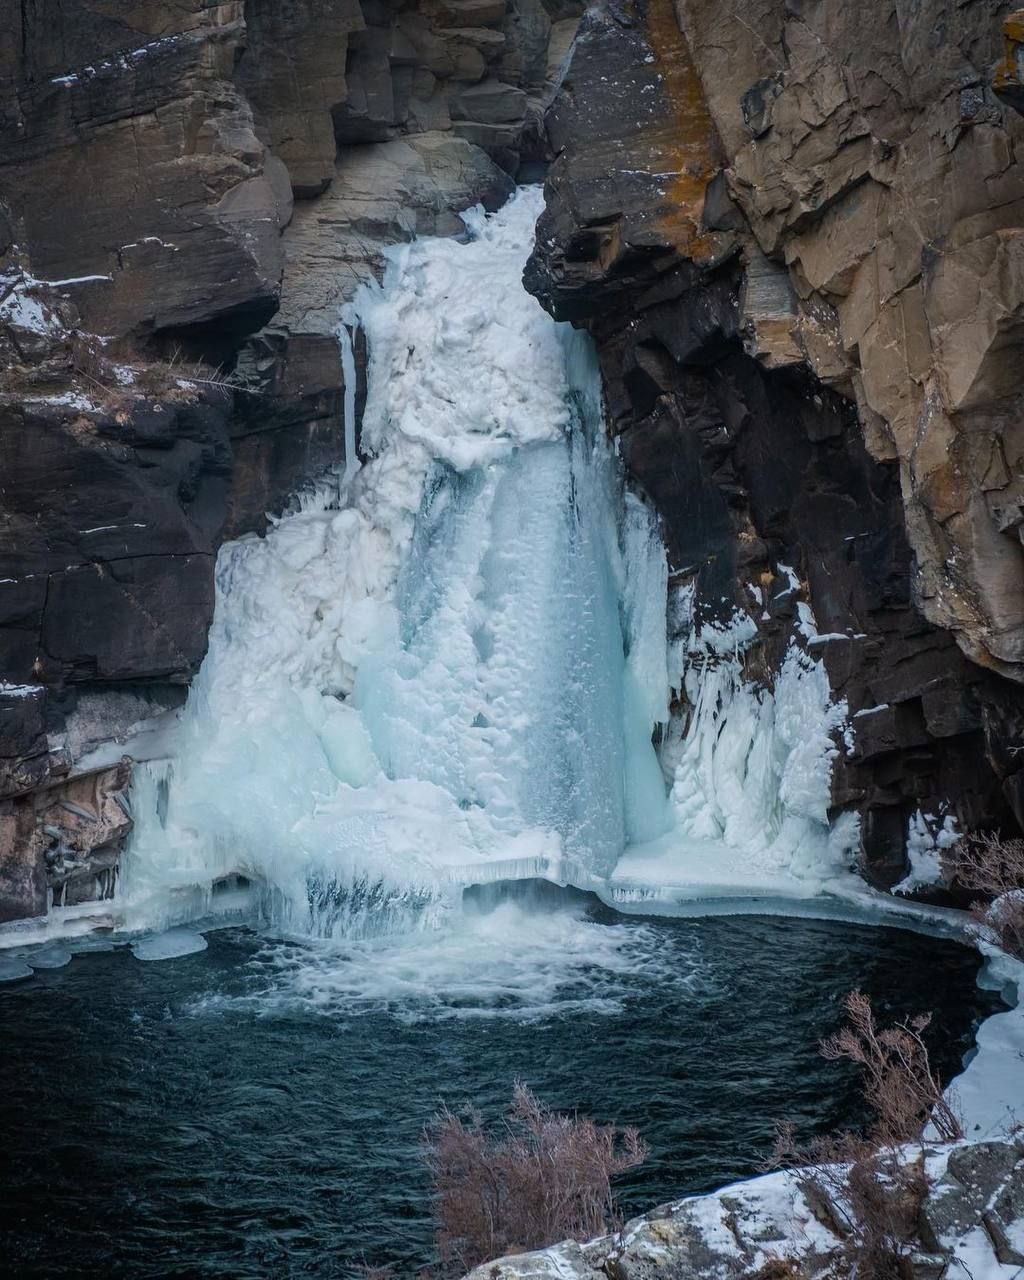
[131,928,208,961]
[0,956,33,982]
[939,943,1024,1139]
[25,945,72,969]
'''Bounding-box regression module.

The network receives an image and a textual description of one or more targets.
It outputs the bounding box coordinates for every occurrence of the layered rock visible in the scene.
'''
[2,2,293,340]
[527,0,1024,883]
[0,761,132,925]
[673,0,1024,689]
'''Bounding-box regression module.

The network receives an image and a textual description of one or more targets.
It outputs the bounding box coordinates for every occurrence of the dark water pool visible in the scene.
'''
[0,897,999,1278]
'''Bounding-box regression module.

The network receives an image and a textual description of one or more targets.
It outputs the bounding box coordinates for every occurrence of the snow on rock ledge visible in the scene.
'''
[463,1139,1024,1280]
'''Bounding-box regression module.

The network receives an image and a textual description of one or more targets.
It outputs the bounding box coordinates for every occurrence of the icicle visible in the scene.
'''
[337,318,361,491]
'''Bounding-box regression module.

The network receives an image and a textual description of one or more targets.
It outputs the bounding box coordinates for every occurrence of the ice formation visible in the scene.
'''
[117,186,861,945]
[612,593,858,903]
[123,189,672,938]
[895,810,961,894]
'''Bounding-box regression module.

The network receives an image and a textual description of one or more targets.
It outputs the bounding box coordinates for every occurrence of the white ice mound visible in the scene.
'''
[122,188,671,940]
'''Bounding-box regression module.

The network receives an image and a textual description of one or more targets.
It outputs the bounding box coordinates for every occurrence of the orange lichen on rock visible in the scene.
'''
[638,0,725,262]
[994,9,1024,97]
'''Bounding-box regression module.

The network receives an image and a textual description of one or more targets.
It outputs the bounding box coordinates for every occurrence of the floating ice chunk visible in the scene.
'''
[0,957,33,982]
[25,946,72,969]
[66,937,116,954]
[131,928,208,961]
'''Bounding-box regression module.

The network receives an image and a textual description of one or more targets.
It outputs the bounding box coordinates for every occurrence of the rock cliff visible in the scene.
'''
[3,0,1024,921]
[0,0,580,924]
[526,0,1024,884]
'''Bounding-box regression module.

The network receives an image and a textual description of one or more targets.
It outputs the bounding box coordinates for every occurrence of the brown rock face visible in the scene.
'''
[672,0,1024,686]
[2,2,293,340]
[239,0,363,198]
[0,761,132,924]
[527,0,1024,882]
[524,0,732,319]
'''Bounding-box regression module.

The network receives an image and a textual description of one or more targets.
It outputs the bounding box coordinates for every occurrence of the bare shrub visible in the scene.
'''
[821,990,962,1144]
[771,1128,930,1279]
[769,992,961,1279]
[946,831,1024,960]
[66,331,233,409]
[773,1127,929,1280]
[423,1081,646,1275]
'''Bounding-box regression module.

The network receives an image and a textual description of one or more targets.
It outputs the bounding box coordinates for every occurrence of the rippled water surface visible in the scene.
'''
[0,896,999,1277]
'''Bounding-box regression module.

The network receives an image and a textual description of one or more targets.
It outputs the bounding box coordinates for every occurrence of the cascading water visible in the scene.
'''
[123,189,672,939]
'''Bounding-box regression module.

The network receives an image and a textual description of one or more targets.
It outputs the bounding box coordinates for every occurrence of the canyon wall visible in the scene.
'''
[525,0,1024,885]
[2,0,1024,922]
[0,0,579,923]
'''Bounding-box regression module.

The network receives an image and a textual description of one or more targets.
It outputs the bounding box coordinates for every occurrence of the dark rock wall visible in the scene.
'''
[527,0,1024,885]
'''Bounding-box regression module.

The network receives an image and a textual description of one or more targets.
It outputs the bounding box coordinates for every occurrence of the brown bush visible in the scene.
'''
[774,1129,929,1280]
[65,331,232,411]
[821,991,962,1144]
[769,992,961,1279]
[945,831,1024,960]
[423,1081,646,1275]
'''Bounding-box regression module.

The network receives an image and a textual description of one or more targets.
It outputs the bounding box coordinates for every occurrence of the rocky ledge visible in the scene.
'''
[465,1138,1024,1280]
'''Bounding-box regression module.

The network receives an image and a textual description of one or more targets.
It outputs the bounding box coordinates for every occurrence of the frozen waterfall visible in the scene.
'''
[124,189,672,938]
[122,186,856,944]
